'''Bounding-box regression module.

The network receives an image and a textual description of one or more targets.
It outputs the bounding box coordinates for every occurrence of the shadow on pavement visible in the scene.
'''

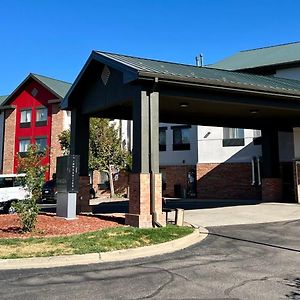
[91,198,262,215]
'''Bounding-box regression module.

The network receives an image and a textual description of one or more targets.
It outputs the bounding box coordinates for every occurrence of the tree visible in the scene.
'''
[58,118,132,197]
[14,144,48,232]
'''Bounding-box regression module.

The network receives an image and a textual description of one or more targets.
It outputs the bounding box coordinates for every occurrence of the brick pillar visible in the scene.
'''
[152,173,166,226]
[293,161,300,203]
[261,178,283,202]
[77,176,92,213]
[126,173,152,228]
[3,109,16,174]
[125,173,165,228]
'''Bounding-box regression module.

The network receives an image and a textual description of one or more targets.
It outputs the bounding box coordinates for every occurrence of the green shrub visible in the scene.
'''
[14,144,48,232]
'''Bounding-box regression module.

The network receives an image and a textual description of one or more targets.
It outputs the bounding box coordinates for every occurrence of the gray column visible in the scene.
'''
[132,91,150,173]
[261,128,280,177]
[149,91,159,174]
[70,108,89,176]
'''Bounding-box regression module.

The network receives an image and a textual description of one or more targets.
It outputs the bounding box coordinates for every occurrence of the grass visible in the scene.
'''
[0,225,194,259]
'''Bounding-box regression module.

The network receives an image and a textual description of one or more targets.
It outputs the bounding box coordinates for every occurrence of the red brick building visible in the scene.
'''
[0,73,71,180]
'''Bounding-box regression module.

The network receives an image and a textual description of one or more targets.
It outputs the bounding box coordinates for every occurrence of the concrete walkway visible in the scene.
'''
[184,202,300,227]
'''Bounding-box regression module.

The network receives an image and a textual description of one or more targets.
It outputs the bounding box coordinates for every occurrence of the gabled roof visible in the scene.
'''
[2,73,72,106]
[31,73,72,98]
[0,95,8,106]
[208,42,300,71]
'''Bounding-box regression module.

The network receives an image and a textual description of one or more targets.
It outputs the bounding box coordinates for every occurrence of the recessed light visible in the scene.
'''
[180,102,188,108]
[250,109,259,114]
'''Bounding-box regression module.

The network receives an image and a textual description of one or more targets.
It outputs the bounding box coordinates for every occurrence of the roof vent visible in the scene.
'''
[31,88,38,97]
[101,65,111,86]
[195,54,204,67]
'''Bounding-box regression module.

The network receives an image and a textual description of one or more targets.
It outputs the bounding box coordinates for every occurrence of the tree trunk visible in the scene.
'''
[109,165,115,198]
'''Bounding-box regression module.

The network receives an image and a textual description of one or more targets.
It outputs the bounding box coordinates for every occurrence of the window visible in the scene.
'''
[172,125,191,151]
[223,128,245,146]
[159,127,167,151]
[20,109,31,128]
[35,137,47,152]
[36,107,48,126]
[19,139,30,153]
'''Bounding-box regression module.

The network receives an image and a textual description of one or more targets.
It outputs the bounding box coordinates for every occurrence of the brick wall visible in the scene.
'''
[2,109,16,174]
[196,163,261,199]
[161,165,194,197]
[50,103,64,178]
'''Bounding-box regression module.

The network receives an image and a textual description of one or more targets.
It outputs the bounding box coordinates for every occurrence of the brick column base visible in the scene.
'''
[293,161,300,203]
[261,178,282,202]
[125,173,165,228]
[77,176,92,214]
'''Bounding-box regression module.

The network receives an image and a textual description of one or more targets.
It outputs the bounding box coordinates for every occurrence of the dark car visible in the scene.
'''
[40,180,96,203]
[40,179,57,203]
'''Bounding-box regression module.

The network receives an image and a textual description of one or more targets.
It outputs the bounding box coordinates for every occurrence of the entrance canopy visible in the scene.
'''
[62,50,300,226]
[62,51,300,131]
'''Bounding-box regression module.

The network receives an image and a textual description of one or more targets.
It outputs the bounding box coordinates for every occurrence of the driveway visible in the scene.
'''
[0,220,299,299]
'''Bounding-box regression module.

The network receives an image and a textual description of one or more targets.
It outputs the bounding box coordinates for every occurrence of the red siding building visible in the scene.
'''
[0,73,71,180]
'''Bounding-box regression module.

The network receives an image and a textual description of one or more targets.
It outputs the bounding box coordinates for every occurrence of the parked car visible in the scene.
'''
[40,180,96,203]
[0,174,28,214]
[40,179,57,203]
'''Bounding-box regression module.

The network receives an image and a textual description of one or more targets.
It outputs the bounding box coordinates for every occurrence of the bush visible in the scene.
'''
[14,144,48,232]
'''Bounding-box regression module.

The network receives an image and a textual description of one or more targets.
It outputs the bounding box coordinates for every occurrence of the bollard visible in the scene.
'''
[175,208,184,226]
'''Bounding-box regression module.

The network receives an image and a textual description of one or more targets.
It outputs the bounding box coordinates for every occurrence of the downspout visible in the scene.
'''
[149,77,162,227]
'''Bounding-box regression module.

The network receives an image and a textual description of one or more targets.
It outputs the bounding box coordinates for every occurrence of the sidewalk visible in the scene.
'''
[184,202,300,227]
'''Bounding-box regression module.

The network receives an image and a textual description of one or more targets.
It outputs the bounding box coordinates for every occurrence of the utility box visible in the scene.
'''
[56,155,80,219]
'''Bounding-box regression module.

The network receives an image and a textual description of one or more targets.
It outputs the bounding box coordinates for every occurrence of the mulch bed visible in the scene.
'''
[0,214,124,239]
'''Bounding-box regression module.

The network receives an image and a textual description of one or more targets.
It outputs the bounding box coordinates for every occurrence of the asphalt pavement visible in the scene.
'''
[0,219,299,299]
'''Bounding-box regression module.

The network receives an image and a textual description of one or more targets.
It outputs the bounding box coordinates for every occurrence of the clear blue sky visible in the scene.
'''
[1,0,300,95]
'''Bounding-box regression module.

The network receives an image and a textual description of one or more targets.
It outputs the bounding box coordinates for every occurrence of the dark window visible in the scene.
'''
[36,107,48,126]
[172,126,191,151]
[223,128,245,147]
[20,109,31,128]
[159,127,167,151]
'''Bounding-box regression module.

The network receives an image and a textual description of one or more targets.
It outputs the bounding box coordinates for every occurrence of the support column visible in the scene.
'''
[126,90,165,228]
[292,127,300,203]
[149,92,165,226]
[70,108,91,213]
[261,128,282,202]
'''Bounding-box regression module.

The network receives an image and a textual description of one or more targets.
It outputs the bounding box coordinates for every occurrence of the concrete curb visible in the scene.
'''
[0,227,208,270]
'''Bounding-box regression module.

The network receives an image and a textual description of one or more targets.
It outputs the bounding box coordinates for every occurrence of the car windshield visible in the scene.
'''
[43,180,55,189]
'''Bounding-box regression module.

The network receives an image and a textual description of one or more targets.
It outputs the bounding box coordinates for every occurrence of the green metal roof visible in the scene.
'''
[1,73,71,107]
[208,42,300,71]
[0,95,8,105]
[95,51,300,96]
[31,73,72,98]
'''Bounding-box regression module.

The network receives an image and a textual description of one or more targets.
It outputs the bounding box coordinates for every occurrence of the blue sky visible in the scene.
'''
[1,0,300,95]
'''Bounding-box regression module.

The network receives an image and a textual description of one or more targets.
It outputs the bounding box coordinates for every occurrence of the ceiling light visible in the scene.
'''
[179,102,188,108]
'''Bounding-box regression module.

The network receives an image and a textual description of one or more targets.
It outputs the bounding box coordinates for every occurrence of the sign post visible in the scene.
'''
[56,155,80,219]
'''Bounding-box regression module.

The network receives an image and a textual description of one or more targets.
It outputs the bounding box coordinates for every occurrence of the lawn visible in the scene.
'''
[0,225,194,259]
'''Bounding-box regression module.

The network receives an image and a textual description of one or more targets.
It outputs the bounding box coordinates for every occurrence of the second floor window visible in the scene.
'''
[20,109,31,128]
[172,126,191,151]
[36,107,48,126]
[223,128,245,146]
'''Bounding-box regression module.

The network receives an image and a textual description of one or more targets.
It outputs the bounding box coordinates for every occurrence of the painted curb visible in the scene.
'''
[0,227,208,270]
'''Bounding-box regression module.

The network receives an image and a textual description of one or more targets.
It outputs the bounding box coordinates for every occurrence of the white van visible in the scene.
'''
[0,174,28,214]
